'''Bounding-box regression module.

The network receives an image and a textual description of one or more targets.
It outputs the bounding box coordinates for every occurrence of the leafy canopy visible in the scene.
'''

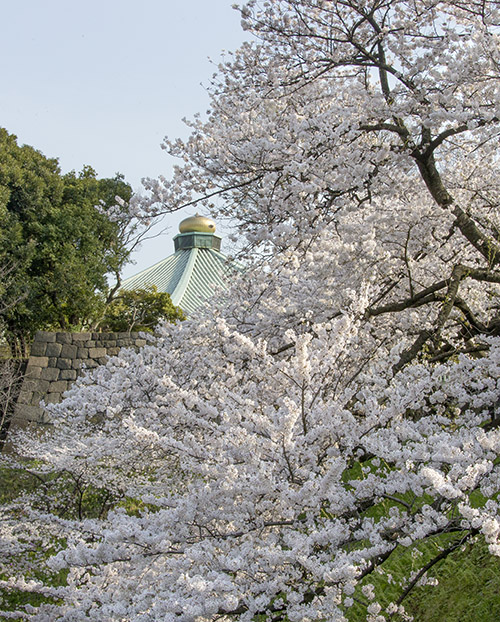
[98,285,185,333]
[0,129,135,355]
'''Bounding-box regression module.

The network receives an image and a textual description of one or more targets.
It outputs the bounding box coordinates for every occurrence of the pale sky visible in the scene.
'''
[0,0,249,278]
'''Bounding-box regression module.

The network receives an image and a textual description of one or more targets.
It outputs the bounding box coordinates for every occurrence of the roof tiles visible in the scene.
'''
[121,245,239,315]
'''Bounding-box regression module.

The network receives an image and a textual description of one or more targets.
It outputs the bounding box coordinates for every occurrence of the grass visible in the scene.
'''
[340,458,500,622]
[342,522,500,622]
[401,539,500,622]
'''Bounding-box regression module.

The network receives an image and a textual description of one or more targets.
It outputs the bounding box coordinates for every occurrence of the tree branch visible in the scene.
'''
[366,280,449,317]
[390,531,476,615]
[424,117,499,158]
[452,207,500,267]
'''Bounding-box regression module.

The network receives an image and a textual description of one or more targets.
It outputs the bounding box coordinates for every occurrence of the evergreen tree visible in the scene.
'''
[0,129,139,355]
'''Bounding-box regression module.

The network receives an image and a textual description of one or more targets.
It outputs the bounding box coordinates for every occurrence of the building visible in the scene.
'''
[120,215,239,315]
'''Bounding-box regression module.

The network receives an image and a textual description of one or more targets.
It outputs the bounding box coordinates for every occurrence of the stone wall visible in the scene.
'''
[13,331,147,426]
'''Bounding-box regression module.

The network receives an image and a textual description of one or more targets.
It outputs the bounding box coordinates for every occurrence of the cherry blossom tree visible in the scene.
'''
[1,1,500,620]
[144,0,500,366]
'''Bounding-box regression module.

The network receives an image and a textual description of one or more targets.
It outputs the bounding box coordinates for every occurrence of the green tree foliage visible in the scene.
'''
[98,285,185,333]
[0,129,133,356]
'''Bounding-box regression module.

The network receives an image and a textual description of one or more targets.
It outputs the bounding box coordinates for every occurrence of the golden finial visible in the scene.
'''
[179,214,216,234]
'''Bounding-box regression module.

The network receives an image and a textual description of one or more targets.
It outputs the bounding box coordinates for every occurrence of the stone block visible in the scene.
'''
[45,343,62,358]
[23,379,37,394]
[26,366,43,380]
[46,343,63,357]
[41,367,60,382]
[60,369,77,381]
[49,380,68,394]
[14,404,44,423]
[48,357,57,366]
[84,359,99,368]
[98,357,108,365]
[16,390,32,405]
[136,339,147,347]
[55,332,72,345]
[77,347,89,359]
[107,347,120,356]
[30,391,45,406]
[56,358,72,370]
[24,379,49,394]
[34,331,56,343]
[45,392,62,404]
[87,341,96,348]
[89,347,107,358]
[72,332,92,341]
[72,359,84,370]
[29,356,49,368]
[30,341,47,356]
[61,344,78,358]
[39,379,51,392]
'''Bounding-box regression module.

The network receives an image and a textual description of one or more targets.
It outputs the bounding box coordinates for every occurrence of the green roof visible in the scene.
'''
[121,230,240,315]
